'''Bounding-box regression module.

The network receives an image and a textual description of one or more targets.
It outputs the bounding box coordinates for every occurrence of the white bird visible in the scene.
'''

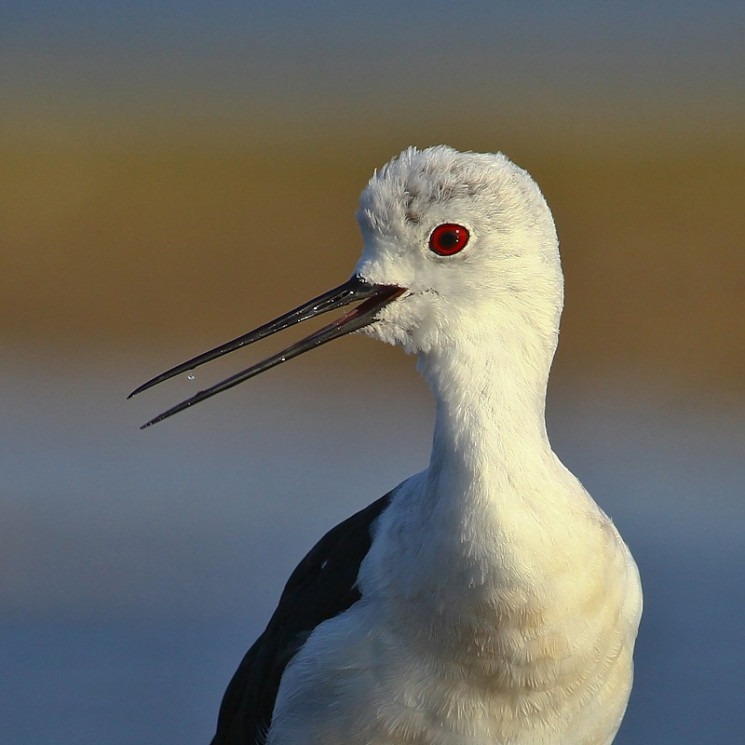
[131,146,642,745]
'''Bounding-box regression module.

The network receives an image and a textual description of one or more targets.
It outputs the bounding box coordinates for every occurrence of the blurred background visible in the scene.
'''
[1,2,743,743]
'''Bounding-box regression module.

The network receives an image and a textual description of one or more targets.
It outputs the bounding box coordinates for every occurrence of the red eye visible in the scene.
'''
[428,223,470,256]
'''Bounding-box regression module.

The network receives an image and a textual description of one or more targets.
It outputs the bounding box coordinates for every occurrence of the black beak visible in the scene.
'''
[129,275,405,428]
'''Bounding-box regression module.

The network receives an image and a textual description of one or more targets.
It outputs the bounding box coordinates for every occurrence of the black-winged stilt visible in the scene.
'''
[131,146,642,745]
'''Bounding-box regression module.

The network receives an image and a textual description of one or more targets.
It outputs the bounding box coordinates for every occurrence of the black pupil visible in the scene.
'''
[439,230,459,249]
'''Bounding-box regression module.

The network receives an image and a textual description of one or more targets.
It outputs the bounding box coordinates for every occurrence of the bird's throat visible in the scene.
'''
[419,336,555,495]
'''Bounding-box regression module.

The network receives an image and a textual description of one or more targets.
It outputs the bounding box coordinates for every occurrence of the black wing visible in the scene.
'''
[209,492,393,745]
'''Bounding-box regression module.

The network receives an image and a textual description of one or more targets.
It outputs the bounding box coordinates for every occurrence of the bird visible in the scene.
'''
[130,146,642,745]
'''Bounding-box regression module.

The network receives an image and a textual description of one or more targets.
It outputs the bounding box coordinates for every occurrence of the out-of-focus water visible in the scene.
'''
[1,352,743,743]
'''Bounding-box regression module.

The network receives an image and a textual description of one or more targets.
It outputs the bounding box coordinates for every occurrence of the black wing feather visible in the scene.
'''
[210,492,393,745]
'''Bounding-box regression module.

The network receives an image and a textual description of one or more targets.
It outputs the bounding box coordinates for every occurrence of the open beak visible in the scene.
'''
[129,275,405,428]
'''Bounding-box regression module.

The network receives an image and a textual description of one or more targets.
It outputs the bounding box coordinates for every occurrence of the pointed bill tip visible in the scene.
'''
[139,414,167,430]
[139,396,199,429]
[128,366,196,400]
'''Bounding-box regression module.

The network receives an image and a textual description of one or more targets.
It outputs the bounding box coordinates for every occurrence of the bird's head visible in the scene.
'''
[353,146,563,357]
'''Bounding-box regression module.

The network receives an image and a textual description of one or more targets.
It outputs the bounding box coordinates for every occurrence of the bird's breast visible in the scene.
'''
[267,477,641,745]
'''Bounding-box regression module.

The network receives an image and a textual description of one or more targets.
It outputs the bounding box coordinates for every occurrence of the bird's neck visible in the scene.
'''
[418,332,556,499]
[369,331,583,644]
[394,330,595,630]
